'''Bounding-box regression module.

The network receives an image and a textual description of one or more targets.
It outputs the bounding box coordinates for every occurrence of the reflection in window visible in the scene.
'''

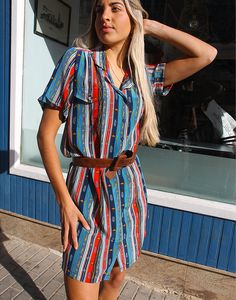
[143,0,235,158]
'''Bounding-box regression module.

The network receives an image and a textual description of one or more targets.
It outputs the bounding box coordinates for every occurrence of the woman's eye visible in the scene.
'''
[112,6,121,12]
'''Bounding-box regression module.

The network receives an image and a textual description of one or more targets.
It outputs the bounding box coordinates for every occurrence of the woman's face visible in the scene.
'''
[95,0,132,48]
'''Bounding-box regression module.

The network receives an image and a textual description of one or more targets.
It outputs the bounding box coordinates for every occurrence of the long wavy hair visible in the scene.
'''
[73,0,159,146]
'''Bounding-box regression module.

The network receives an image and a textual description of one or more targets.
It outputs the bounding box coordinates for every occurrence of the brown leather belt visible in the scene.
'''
[72,150,136,179]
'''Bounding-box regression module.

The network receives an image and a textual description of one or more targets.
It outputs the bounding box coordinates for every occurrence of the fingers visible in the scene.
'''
[60,203,90,251]
[62,216,90,252]
[63,223,69,251]
[71,222,78,250]
[78,212,90,231]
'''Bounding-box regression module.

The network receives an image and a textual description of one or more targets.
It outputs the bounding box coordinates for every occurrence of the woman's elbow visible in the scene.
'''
[36,128,53,149]
[205,46,218,64]
[37,129,44,150]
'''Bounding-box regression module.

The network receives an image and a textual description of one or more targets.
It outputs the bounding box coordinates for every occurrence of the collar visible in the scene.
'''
[91,46,134,89]
[91,46,107,70]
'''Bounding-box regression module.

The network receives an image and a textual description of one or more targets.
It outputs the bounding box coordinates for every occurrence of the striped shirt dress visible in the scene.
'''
[38,46,171,283]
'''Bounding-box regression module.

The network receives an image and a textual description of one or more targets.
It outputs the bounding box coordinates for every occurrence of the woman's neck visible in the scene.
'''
[104,40,129,68]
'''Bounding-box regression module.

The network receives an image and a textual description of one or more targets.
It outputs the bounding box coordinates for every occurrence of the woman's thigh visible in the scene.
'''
[64,274,100,300]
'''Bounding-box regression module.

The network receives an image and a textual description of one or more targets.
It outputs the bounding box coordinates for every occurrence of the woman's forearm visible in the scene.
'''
[144,19,217,61]
[37,134,71,207]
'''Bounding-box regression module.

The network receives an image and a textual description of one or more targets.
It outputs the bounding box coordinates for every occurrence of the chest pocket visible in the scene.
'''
[73,78,94,104]
[70,76,100,140]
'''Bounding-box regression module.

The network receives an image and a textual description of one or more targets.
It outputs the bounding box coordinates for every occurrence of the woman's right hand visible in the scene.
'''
[59,198,90,251]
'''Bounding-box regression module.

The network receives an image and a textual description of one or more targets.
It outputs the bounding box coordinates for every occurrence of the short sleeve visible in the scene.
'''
[37,47,78,121]
[146,63,172,97]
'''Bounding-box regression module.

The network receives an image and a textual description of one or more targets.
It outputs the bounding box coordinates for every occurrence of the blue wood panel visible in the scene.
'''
[16,177,23,214]
[218,221,235,270]
[227,226,236,273]
[149,205,163,252]
[186,214,203,262]
[168,210,183,258]
[159,207,173,254]
[28,179,36,218]
[196,216,213,265]
[10,176,17,212]
[142,205,236,273]
[177,211,193,260]
[0,0,235,274]
[207,218,224,268]
[142,203,154,250]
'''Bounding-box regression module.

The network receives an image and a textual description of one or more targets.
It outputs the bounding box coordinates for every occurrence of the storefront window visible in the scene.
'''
[18,0,235,205]
[138,0,236,205]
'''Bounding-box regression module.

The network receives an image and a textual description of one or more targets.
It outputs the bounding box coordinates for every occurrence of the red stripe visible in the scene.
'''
[132,196,141,256]
[92,65,100,157]
[62,66,75,107]
[85,231,101,282]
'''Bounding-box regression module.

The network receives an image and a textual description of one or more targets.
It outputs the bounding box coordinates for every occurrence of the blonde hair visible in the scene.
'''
[73,0,159,146]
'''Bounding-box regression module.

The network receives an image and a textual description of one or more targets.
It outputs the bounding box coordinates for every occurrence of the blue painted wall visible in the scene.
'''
[143,205,236,273]
[0,0,235,274]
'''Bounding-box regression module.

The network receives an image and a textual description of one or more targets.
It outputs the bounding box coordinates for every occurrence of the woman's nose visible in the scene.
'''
[101,8,111,22]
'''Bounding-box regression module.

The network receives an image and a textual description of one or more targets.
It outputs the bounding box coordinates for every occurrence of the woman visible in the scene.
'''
[37,0,217,299]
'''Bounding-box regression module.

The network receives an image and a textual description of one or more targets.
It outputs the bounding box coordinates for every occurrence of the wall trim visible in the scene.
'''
[147,189,236,221]
[9,0,25,172]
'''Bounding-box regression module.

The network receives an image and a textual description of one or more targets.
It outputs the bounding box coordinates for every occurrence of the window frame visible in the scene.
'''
[9,0,236,221]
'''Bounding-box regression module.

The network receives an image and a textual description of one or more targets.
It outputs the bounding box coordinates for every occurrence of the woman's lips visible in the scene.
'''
[101,26,114,33]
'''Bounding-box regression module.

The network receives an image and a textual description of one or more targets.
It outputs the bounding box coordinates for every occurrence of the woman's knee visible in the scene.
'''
[64,274,100,300]
[107,267,126,290]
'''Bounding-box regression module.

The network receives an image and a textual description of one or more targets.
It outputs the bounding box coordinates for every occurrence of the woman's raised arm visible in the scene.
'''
[143,19,217,86]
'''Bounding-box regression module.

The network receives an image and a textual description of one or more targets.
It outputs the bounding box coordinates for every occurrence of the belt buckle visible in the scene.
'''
[105,152,127,180]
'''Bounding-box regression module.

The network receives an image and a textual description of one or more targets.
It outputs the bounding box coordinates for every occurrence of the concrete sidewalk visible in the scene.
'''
[0,234,200,300]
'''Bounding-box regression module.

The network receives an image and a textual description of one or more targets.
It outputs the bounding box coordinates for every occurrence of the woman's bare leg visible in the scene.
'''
[99,263,126,300]
[64,274,100,300]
